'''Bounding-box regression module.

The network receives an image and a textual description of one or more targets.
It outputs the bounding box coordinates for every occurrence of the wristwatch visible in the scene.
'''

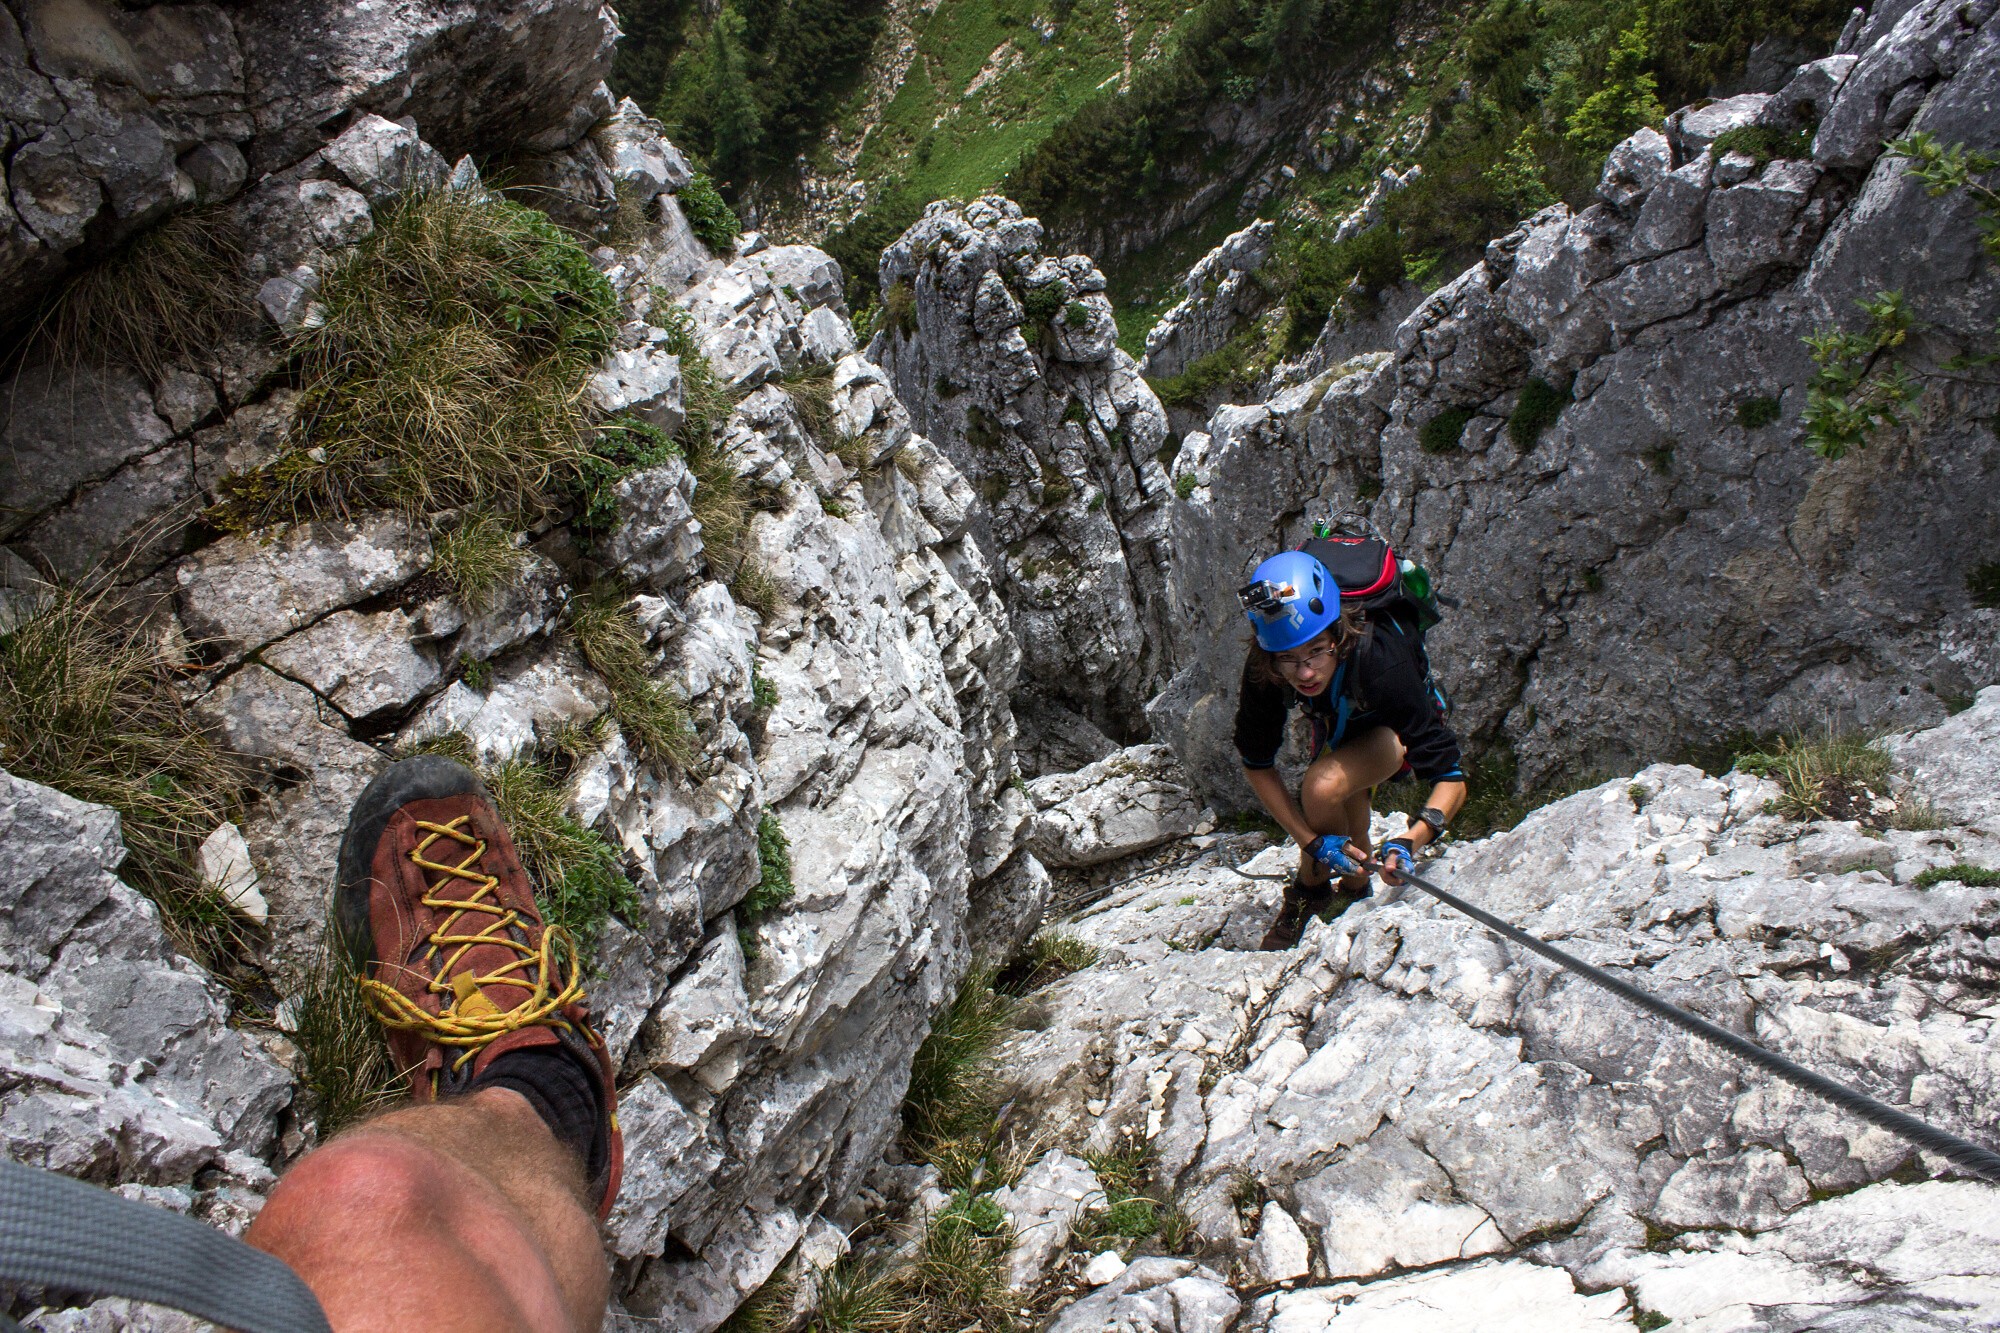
[1415,806,1449,840]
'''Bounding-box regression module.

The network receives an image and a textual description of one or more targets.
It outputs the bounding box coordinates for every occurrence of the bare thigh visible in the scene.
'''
[1299,726,1407,835]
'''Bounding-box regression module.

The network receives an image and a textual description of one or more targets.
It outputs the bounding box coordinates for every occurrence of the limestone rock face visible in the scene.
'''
[1139,221,1276,381]
[0,0,618,321]
[0,770,291,1193]
[1148,0,2000,802]
[873,197,1175,756]
[0,85,1038,1331]
[1015,694,2000,1328]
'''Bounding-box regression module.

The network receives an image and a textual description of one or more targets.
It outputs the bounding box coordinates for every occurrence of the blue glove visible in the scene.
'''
[1306,834,1362,876]
[1375,837,1416,903]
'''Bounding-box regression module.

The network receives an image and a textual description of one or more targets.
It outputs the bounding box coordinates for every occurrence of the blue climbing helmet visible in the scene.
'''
[1238,549,1339,651]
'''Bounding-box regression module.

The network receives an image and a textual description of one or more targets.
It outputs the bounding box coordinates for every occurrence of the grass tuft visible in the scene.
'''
[998,930,1100,995]
[570,587,699,771]
[1737,731,1893,823]
[219,188,617,527]
[13,207,245,379]
[1969,562,2000,610]
[1736,395,1783,429]
[0,586,252,971]
[903,966,1016,1161]
[784,365,838,441]
[288,932,404,1138]
[1507,378,1569,450]
[432,510,525,610]
[719,1275,798,1333]
[1913,863,2000,888]
[883,280,918,338]
[1420,406,1475,454]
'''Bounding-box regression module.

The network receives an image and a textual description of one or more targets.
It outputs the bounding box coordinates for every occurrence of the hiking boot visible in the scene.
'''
[1260,880,1336,950]
[335,755,623,1218]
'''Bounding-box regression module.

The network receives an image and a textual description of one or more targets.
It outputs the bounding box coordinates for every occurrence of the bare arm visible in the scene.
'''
[1243,766,1318,852]
[1402,779,1467,852]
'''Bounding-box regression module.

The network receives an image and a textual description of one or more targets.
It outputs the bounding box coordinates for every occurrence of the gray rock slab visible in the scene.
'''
[0,363,174,540]
[176,513,429,658]
[262,607,441,719]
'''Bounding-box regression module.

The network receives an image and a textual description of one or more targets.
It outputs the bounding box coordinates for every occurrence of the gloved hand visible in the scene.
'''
[1375,837,1416,903]
[1306,834,1363,876]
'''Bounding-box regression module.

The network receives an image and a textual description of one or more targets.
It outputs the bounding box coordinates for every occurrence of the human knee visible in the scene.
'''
[263,1132,448,1225]
[1300,763,1356,818]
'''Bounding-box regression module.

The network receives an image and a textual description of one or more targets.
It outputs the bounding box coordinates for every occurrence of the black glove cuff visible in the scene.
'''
[1383,836,1416,859]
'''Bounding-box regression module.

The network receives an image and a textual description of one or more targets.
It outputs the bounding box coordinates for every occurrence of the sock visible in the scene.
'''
[474,1043,606,1185]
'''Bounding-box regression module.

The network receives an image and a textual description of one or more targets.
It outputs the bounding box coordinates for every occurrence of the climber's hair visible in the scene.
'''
[1244,607,1367,687]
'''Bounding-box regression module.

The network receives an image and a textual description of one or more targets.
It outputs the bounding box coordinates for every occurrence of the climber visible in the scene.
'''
[1234,546,1467,949]
[244,755,624,1333]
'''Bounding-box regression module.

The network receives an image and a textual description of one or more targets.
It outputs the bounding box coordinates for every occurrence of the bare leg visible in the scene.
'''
[247,1088,608,1333]
[1295,727,1407,887]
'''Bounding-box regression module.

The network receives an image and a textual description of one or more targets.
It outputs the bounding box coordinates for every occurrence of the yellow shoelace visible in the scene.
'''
[356,815,586,1072]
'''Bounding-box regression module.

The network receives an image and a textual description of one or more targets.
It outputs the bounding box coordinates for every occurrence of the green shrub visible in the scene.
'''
[1563,16,1666,155]
[1419,406,1475,454]
[1914,863,2000,888]
[743,811,794,918]
[1969,562,2000,609]
[0,587,251,972]
[751,670,779,712]
[1020,283,1067,327]
[570,417,683,535]
[460,654,493,691]
[1507,378,1568,450]
[1147,329,1267,408]
[679,172,742,252]
[1803,290,1920,459]
[222,188,618,527]
[883,279,918,338]
[1063,300,1092,328]
[1709,124,1814,166]
[1736,396,1782,429]
[15,206,245,379]
[1174,473,1198,499]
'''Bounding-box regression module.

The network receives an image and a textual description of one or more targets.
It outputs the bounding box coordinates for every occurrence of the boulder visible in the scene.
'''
[990,1151,1104,1290]
[1045,1257,1240,1333]
[1027,744,1208,867]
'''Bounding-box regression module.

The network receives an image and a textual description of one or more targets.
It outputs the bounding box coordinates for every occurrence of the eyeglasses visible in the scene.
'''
[1273,645,1338,675]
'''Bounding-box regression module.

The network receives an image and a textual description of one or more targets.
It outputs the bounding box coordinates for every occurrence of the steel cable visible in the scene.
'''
[1365,857,2000,1182]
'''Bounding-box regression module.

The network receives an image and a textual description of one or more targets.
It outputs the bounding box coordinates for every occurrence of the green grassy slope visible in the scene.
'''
[615,0,1849,348]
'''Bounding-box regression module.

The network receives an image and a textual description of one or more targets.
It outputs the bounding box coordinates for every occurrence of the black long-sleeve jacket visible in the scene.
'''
[1233,623,1464,782]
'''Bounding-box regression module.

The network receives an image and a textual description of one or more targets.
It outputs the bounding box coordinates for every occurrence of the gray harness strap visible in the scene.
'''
[0,1161,330,1333]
